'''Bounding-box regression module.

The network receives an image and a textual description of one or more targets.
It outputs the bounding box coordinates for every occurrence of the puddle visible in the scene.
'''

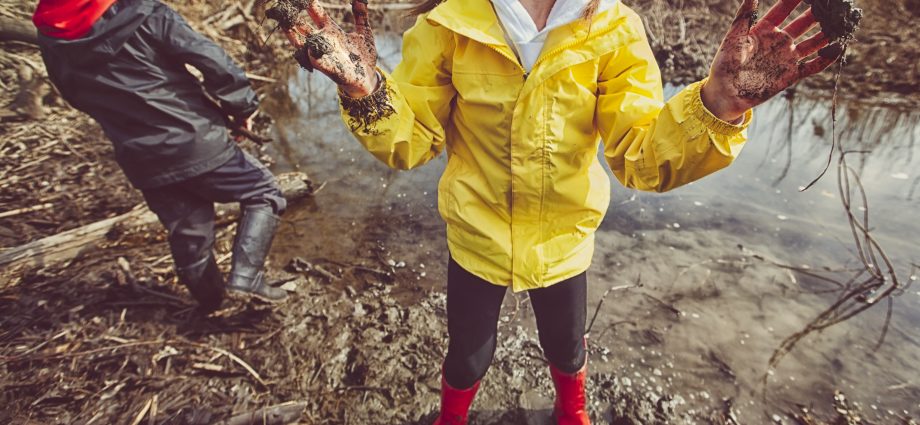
[263,33,919,422]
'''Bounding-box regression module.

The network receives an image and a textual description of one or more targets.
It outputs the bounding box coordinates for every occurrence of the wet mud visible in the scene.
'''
[264,0,311,30]
[805,0,863,41]
[304,33,333,60]
[730,37,791,101]
[293,46,314,71]
[817,41,845,60]
[340,77,396,133]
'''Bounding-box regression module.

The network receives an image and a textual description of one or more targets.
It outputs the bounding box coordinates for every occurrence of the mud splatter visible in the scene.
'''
[305,34,333,60]
[340,77,396,135]
[293,46,314,72]
[349,52,366,78]
[265,0,311,30]
[818,42,845,60]
[804,0,862,41]
[727,37,791,101]
[746,9,759,29]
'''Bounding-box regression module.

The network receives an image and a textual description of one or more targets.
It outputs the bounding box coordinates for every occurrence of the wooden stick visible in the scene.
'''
[232,126,273,145]
[216,401,307,425]
[148,395,158,425]
[187,342,268,387]
[129,398,153,425]
[0,202,53,219]
[245,72,278,83]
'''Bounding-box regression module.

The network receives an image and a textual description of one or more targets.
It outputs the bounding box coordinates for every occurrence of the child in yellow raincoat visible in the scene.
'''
[276,0,840,422]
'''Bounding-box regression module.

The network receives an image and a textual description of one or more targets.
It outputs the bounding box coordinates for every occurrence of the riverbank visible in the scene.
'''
[1,1,918,424]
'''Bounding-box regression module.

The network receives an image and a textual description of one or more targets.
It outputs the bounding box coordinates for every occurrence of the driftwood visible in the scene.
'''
[217,402,307,425]
[0,16,38,45]
[0,172,314,275]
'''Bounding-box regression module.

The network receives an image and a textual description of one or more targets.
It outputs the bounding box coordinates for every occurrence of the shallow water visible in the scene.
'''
[264,33,919,422]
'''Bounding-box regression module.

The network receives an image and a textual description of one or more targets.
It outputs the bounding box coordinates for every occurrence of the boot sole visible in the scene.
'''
[227,289,288,304]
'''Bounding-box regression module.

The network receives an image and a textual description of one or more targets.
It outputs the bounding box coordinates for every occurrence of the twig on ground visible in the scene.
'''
[0,202,53,219]
[586,275,642,336]
[186,342,269,388]
[128,397,153,425]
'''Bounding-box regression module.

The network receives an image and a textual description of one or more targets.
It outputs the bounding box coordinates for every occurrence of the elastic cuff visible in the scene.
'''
[338,70,395,133]
[685,79,752,136]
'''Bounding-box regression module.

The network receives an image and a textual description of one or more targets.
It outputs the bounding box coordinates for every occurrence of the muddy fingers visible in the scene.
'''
[783,9,817,39]
[353,0,371,32]
[733,0,760,28]
[305,0,332,29]
[268,0,379,97]
[798,52,838,78]
[817,42,845,61]
[795,32,829,58]
[352,0,375,50]
[760,0,803,28]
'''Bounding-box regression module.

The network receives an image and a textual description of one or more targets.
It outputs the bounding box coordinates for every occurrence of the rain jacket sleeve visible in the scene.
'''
[598,31,753,193]
[151,8,259,120]
[338,18,456,170]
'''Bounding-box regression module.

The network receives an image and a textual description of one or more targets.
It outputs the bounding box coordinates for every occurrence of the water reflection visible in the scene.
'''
[265,34,448,299]
[264,35,920,421]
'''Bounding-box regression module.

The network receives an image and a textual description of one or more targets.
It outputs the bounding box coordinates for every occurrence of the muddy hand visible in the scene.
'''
[277,0,379,98]
[701,0,843,121]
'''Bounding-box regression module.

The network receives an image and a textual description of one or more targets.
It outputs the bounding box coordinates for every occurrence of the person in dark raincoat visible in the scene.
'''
[33,0,289,310]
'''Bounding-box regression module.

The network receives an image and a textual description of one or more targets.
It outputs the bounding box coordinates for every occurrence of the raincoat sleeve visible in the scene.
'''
[597,25,753,193]
[153,8,259,120]
[338,17,456,170]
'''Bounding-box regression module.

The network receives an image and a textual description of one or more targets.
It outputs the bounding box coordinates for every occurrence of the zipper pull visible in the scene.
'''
[523,72,529,81]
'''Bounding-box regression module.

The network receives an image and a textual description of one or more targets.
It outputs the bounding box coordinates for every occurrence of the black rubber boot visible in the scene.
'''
[226,206,288,302]
[176,254,225,312]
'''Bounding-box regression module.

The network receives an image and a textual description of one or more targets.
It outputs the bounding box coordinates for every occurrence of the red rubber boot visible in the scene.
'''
[549,361,590,425]
[433,374,480,425]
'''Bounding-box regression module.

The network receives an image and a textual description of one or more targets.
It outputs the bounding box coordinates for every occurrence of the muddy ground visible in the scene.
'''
[1,0,919,424]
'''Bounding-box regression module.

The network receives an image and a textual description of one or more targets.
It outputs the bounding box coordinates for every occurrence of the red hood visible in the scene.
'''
[33,0,118,39]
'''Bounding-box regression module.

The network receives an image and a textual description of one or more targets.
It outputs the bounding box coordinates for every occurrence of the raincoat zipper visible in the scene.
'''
[484,43,528,79]
[529,21,624,71]
[478,18,623,286]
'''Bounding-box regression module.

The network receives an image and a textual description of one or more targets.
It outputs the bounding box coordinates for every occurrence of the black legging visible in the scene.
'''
[443,258,587,389]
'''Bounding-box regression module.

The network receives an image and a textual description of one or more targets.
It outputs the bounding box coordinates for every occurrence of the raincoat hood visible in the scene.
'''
[33,0,117,39]
[35,0,152,66]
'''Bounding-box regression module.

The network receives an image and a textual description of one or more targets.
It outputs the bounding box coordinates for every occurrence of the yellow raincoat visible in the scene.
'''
[340,0,753,292]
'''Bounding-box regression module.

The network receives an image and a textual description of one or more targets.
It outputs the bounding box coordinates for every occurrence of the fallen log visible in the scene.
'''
[216,401,307,425]
[0,172,314,277]
[0,16,38,45]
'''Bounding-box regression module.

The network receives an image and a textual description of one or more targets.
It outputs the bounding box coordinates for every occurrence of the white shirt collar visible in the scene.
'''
[490,0,618,71]
[490,0,617,44]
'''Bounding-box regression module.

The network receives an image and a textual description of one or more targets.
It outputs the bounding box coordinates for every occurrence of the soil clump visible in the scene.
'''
[805,0,862,42]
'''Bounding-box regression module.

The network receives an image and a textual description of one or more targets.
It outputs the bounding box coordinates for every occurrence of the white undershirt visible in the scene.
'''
[490,0,618,71]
